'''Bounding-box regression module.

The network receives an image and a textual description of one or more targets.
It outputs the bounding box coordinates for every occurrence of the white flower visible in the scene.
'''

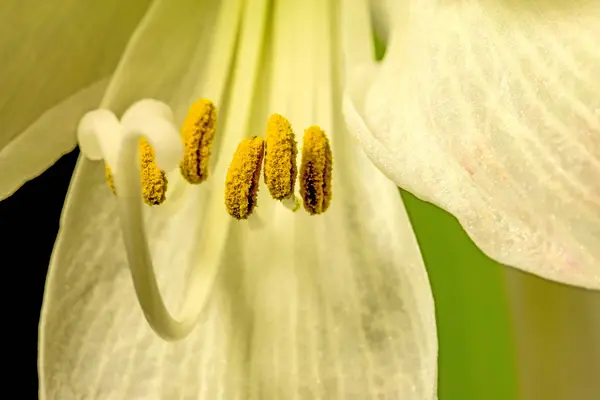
[4,0,439,399]
[344,0,600,289]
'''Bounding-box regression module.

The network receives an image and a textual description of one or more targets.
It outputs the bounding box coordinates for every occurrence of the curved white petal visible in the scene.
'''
[41,0,437,398]
[0,79,108,200]
[0,0,150,196]
[344,0,600,289]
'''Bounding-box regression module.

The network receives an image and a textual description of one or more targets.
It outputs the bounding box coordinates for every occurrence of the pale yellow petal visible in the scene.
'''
[0,79,107,199]
[0,0,151,162]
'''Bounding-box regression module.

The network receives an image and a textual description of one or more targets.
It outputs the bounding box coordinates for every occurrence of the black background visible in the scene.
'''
[2,148,79,399]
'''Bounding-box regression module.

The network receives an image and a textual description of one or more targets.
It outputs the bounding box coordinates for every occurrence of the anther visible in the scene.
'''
[264,114,298,202]
[179,99,217,184]
[105,166,116,194]
[139,138,168,205]
[299,126,333,215]
[224,137,265,220]
[103,140,167,206]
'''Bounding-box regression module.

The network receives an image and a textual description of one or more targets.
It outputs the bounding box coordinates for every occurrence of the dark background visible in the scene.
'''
[2,148,79,399]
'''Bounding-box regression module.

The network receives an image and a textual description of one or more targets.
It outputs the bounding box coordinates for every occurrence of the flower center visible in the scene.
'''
[73,0,338,342]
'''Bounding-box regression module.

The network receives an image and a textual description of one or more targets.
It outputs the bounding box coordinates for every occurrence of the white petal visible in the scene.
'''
[0,79,108,200]
[41,149,437,399]
[0,0,150,196]
[344,1,600,289]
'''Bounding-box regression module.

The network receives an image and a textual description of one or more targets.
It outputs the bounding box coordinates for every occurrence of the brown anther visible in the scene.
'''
[299,126,332,215]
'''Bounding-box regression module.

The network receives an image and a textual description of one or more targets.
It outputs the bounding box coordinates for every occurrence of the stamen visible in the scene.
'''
[102,137,168,206]
[264,114,297,201]
[225,136,265,220]
[179,99,217,184]
[300,126,333,215]
[139,138,168,205]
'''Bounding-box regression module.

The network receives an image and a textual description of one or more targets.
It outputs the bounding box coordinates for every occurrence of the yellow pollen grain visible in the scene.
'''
[264,114,297,200]
[103,139,167,206]
[180,99,217,184]
[139,138,168,205]
[224,136,265,220]
[300,126,332,215]
[105,164,116,194]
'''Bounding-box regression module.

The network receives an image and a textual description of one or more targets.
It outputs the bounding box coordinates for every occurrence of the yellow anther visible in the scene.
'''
[264,114,297,200]
[103,139,167,206]
[105,165,116,195]
[180,99,217,184]
[225,136,265,220]
[139,138,168,205]
[299,126,333,215]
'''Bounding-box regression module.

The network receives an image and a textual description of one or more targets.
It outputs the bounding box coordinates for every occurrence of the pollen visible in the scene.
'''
[140,138,168,205]
[179,99,217,184]
[224,136,265,220]
[299,126,332,215]
[103,140,167,206]
[105,165,116,194]
[264,114,297,200]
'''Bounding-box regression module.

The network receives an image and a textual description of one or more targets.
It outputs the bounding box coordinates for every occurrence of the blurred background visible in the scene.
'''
[3,148,599,399]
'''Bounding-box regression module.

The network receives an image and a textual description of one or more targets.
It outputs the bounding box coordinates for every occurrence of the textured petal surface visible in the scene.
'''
[40,0,437,398]
[0,0,150,197]
[344,0,600,289]
[0,79,107,199]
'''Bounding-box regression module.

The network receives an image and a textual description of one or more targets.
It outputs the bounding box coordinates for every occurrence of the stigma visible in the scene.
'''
[179,99,217,184]
[224,136,265,220]
[76,99,183,206]
[300,126,333,215]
